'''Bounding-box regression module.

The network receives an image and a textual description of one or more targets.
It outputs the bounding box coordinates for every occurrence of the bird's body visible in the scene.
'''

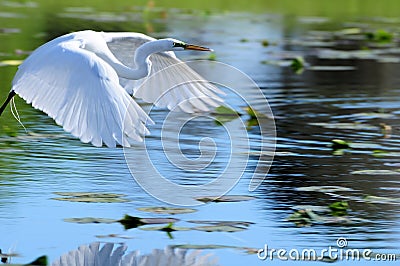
[0,30,222,147]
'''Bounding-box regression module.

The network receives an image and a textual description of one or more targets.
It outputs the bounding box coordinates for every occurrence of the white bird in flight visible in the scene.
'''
[52,242,217,266]
[0,30,223,147]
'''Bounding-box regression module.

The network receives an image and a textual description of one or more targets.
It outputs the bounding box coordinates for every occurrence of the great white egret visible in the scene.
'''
[0,30,223,147]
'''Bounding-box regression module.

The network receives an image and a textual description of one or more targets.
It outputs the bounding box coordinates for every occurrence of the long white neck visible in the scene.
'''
[96,40,169,80]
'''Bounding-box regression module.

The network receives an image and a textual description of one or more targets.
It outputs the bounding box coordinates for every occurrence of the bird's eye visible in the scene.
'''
[173,42,185,48]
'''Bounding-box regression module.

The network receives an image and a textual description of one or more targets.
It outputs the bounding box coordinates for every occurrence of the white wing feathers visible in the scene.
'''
[12,37,151,147]
[105,33,224,113]
[134,55,224,113]
[12,31,223,147]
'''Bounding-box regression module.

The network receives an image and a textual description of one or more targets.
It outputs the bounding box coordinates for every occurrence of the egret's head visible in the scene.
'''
[166,38,213,52]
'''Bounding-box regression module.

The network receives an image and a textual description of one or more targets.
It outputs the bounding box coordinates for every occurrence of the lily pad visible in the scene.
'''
[331,139,351,149]
[52,192,130,203]
[63,214,180,229]
[241,247,260,254]
[139,217,180,225]
[170,244,259,254]
[140,225,191,232]
[208,52,216,61]
[290,40,336,48]
[287,209,363,227]
[137,206,197,215]
[188,220,254,227]
[170,244,236,250]
[349,142,382,149]
[54,192,125,197]
[308,66,355,71]
[169,244,263,255]
[64,7,95,13]
[372,150,387,157]
[296,186,354,193]
[247,150,296,157]
[372,150,400,157]
[212,106,240,116]
[378,57,400,63]
[0,28,20,34]
[195,195,257,203]
[361,195,400,204]
[288,209,323,226]
[261,39,269,47]
[297,16,330,24]
[292,205,331,213]
[246,118,259,129]
[309,122,378,130]
[0,59,23,66]
[243,106,264,119]
[366,29,393,43]
[118,214,179,230]
[318,49,376,60]
[95,234,134,239]
[329,201,349,216]
[351,170,400,175]
[64,217,117,224]
[53,197,130,203]
[260,59,292,67]
[329,201,349,211]
[380,123,392,137]
[322,216,368,225]
[194,225,247,232]
[290,56,305,74]
[139,222,185,239]
[212,106,241,124]
[353,112,395,119]
[335,27,362,36]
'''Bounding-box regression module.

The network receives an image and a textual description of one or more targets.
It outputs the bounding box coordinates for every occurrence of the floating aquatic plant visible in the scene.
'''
[119,215,179,230]
[195,195,256,203]
[366,29,393,43]
[330,139,351,150]
[52,192,130,203]
[261,39,269,47]
[328,201,349,216]
[137,206,197,215]
[0,59,23,67]
[290,56,305,74]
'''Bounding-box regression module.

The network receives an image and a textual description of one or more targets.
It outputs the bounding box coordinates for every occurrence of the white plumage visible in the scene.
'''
[7,30,223,147]
[51,242,218,266]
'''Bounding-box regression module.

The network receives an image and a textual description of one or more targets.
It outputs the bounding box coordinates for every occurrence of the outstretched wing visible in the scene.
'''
[12,32,152,148]
[103,32,224,113]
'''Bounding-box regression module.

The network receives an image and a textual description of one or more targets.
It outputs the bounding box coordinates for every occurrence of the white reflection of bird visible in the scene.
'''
[0,30,223,147]
[51,242,218,266]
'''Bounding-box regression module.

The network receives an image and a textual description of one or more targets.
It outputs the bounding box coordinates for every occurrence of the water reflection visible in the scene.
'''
[52,242,218,266]
[252,19,400,253]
